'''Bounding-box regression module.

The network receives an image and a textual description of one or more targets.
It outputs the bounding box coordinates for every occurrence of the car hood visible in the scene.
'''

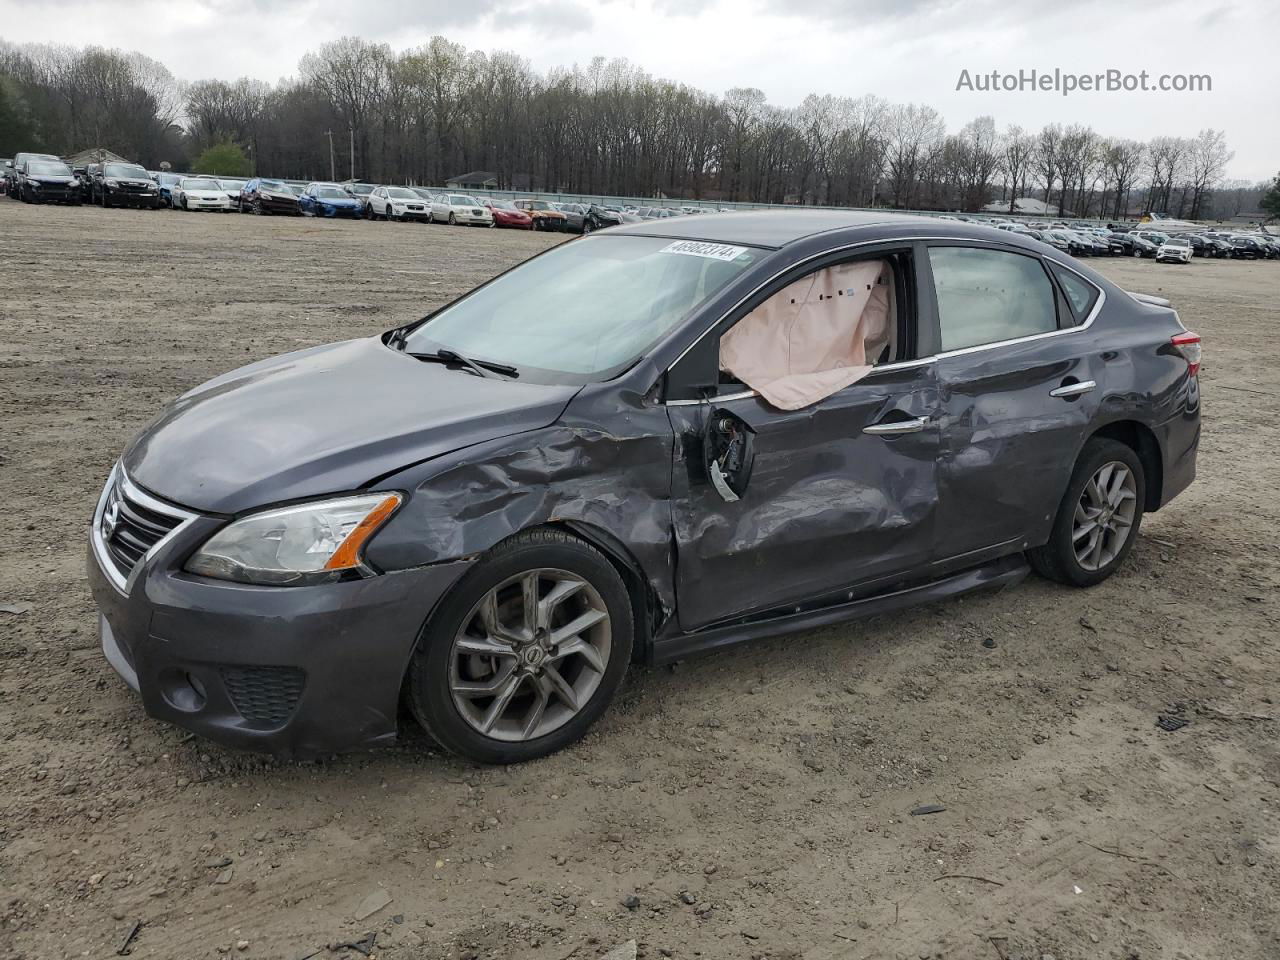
[186,189,228,199]
[29,176,75,185]
[123,336,578,514]
[316,196,360,206]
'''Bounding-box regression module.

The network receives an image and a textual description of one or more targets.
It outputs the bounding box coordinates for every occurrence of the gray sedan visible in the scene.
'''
[88,211,1201,764]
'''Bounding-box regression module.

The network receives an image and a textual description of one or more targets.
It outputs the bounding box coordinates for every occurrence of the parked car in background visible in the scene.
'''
[552,202,586,233]
[573,202,624,233]
[238,178,301,215]
[1229,236,1263,260]
[366,185,432,222]
[512,198,568,231]
[172,176,235,212]
[8,152,61,198]
[431,193,494,226]
[1255,235,1280,259]
[155,172,183,208]
[86,212,1201,765]
[85,162,161,208]
[341,181,375,214]
[16,159,81,205]
[483,199,534,230]
[297,182,363,218]
[1156,238,1193,264]
[1109,233,1158,258]
[218,179,248,204]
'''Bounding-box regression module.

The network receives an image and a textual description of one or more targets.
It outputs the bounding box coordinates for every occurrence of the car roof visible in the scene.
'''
[611,209,963,249]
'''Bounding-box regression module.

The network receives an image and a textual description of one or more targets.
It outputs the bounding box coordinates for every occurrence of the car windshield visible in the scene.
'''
[402,235,760,382]
[182,178,221,190]
[314,187,347,199]
[28,161,72,176]
[259,179,286,190]
[1165,239,1190,248]
[219,179,246,189]
[449,195,479,206]
[523,200,553,211]
[490,199,516,210]
[386,187,418,199]
[348,184,373,195]
[104,164,148,179]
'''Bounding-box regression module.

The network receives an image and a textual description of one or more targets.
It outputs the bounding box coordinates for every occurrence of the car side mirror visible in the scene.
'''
[702,409,756,502]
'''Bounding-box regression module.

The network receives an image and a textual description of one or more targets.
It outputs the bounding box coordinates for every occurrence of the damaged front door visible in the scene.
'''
[666,363,942,632]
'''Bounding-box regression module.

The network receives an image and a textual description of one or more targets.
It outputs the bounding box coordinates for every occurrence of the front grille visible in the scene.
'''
[97,472,187,583]
[221,666,306,726]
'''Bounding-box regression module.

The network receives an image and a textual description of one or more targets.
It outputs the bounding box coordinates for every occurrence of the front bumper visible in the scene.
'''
[185,196,233,211]
[391,207,432,221]
[107,190,160,208]
[87,471,474,758]
[256,195,300,214]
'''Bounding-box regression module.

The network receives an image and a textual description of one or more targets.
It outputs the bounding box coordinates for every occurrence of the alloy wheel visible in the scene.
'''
[448,568,611,742]
[1072,461,1137,571]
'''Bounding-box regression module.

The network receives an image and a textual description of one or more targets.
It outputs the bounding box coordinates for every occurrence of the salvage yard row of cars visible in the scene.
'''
[0,152,632,234]
[4,150,1279,257]
[942,213,1280,264]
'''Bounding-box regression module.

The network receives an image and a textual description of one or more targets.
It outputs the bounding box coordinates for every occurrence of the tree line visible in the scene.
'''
[0,36,1270,220]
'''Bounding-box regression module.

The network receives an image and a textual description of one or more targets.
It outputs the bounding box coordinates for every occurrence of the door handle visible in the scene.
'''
[1049,379,1096,398]
[863,416,931,436]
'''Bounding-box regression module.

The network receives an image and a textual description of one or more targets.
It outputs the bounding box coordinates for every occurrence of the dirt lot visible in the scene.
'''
[1,201,1278,960]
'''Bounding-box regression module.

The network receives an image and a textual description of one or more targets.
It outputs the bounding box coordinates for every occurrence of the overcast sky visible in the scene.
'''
[2,0,1275,181]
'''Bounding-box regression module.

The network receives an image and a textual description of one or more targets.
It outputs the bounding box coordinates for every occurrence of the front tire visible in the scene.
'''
[408,529,633,764]
[448,212,457,225]
[1028,438,1145,587]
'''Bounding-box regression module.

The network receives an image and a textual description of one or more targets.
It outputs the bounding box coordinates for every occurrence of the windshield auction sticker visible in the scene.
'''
[660,240,749,261]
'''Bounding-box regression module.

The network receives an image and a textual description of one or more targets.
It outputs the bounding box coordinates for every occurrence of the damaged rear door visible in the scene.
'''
[663,245,942,632]
[926,244,1104,562]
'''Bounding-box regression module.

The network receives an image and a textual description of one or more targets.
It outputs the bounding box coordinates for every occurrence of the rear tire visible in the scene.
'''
[407,528,633,764]
[1028,438,1145,587]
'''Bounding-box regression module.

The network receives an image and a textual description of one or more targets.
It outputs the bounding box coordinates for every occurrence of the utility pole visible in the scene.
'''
[325,129,335,181]
[349,125,355,182]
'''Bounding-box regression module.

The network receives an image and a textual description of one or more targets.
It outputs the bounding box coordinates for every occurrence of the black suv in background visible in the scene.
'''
[8,152,62,198]
[86,162,161,208]
[16,158,81,204]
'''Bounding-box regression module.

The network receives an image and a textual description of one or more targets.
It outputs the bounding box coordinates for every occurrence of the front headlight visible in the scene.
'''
[185,493,402,586]
[106,178,120,187]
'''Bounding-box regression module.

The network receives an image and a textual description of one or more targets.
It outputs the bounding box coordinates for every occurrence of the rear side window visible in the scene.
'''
[1050,263,1100,322]
[929,247,1058,351]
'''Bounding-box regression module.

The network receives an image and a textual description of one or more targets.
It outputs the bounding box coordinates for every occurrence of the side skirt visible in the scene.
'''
[650,553,1029,665]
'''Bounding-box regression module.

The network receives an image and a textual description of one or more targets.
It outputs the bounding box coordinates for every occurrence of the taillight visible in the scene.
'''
[1172,331,1201,377]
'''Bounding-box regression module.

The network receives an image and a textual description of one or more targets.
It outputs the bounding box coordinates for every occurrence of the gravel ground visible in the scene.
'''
[1,202,1278,960]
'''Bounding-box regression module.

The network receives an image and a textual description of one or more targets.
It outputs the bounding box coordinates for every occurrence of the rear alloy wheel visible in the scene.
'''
[408,529,633,764]
[1028,438,1145,587]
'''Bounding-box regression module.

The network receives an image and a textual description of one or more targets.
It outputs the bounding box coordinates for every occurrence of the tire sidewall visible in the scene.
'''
[409,534,633,764]
[1045,438,1146,587]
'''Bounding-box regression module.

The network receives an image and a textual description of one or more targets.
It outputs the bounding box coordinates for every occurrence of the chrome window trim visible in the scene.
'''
[91,462,199,595]
[661,237,1106,406]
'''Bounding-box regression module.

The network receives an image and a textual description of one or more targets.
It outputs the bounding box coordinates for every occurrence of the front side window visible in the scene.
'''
[718,257,900,410]
[929,247,1058,352]
[402,236,759,382]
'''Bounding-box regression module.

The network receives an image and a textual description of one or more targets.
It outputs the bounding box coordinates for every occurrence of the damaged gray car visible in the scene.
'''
[88,211,1201,763]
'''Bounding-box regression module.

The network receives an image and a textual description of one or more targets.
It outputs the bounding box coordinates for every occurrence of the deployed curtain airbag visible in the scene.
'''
[719,259,893,410]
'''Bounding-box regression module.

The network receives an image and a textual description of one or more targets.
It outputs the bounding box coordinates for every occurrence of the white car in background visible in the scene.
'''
[173,177,235,212]
[430,193,494,226]
[218,178,248,204]
[1156,238,1194,264]
[366,185,432,222]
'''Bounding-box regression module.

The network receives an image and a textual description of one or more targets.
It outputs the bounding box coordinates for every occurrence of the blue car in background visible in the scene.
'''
[298,182,363,218]
[155,172,183,208]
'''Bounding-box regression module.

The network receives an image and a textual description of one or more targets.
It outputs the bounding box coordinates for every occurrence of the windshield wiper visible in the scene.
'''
[409,349,518,379]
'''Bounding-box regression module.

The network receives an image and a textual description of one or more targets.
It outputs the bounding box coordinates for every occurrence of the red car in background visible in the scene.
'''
[484,199,534,230]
